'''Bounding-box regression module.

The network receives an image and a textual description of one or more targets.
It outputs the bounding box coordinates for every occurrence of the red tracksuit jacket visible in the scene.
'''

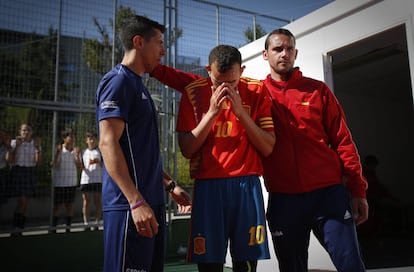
[262,68,367,198]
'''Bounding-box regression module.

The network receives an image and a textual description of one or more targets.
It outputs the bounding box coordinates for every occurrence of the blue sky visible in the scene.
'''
[0,0,334,40]
[175,0,335,65]
[0,0,335,66]
[206,0,334,22]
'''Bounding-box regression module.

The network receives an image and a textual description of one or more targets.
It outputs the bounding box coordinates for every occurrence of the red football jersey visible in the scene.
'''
[151,64,273,179]
[177,77,273,179]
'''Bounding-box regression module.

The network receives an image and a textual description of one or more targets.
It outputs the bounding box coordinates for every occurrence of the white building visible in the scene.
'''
[228,0,414,270]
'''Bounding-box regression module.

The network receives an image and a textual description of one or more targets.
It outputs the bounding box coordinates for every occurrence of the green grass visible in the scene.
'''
[1,231,103,272]
[0,230,232,272]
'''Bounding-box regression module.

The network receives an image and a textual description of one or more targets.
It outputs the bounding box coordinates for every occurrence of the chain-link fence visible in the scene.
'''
[0,0,288,235]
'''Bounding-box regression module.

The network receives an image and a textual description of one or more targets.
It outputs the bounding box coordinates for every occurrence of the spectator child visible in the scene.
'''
[51,128,82,233]
[10,123,42,236]
[80,131,102,230]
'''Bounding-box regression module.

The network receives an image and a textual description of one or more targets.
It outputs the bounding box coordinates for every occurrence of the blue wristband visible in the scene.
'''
[130,199,145,210]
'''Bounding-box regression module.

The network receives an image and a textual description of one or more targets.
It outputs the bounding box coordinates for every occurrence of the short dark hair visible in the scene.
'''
[86,131,97,138]
[121,15,165,51]
[208,45,241,73]
[264,28,296,50]
[61,128,74,138]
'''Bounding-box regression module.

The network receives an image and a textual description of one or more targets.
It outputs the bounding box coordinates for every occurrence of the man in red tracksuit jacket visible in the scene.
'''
[261,28,368,272]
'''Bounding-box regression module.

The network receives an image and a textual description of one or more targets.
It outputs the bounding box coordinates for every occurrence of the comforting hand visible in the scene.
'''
[170,185,192,213]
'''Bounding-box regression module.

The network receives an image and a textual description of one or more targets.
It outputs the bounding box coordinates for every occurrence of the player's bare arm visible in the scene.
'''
[99,118,159,238]
[178,85,225,158]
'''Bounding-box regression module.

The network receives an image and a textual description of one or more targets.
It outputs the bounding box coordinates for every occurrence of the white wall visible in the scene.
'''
[240,0,414,91]
[232,0,414,270]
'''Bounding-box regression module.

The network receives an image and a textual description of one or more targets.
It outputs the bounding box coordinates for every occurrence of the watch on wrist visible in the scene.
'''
[165,181,176,193]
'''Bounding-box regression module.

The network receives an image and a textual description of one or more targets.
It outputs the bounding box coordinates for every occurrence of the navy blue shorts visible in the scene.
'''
[103,204,166,272]
[266,184,365,272]
[10,166,36,197]
[54,186,77,205]
[187,175,270,264]
[80,183,102,192]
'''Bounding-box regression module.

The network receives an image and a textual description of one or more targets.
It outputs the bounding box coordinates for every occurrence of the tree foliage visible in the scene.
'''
[0,27,65,131]
[82,5,132,75]
[0,27,58,101]
[244,23,267,43]
[83,5,184,75]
